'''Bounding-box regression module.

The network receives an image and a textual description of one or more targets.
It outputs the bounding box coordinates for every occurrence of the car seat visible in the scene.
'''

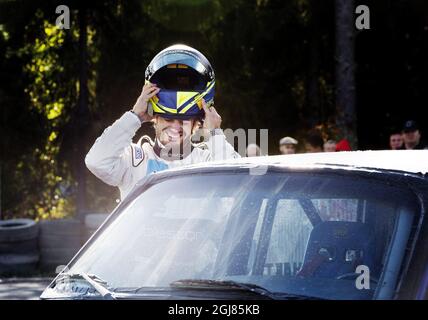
[297,221,375,279]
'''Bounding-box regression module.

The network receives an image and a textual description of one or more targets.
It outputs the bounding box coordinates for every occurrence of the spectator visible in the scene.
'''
[401,120,427,150]
[324,140,337,152]
[335,139,352,152]
[305,131,324,153]
[389,130,403,150]
[246,144,261,157]
[279,136,298,155]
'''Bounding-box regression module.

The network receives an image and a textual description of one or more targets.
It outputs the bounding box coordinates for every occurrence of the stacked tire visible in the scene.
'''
[39,219,82,272]
[0,219,39,276]
[83,213,109,243]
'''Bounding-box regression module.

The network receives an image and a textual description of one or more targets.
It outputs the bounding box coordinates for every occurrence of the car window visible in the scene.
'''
[312,199,359,222]
[263,200,313,276]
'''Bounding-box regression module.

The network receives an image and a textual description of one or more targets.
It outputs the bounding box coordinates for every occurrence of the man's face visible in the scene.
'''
[280,144,296,155]
[403,130,421,146]
[389,133,403,150]
[246,145,260,157]
[305,143,322,153]
[324,142,336,152]
[154,116,195,147]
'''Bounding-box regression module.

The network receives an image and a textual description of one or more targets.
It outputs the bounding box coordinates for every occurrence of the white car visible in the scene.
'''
[41,150,428,300]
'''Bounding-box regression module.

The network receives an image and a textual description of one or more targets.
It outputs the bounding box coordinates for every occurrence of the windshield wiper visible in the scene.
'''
[54,272,116,300]
[169,279,276,299]
[169,279,321,300]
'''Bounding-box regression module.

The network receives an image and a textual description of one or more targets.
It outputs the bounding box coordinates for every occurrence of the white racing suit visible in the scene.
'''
[85,111,240,199]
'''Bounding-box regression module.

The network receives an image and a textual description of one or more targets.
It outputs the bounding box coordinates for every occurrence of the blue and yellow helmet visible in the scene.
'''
[145,44,215,120]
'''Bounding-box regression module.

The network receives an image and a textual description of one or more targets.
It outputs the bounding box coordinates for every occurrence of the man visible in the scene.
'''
[85,45,239,200]
[246,144,261,157]
[389,130,403,150]
[401,120,427,150]
[279,136,298,155]
[304,131,324,153]
[323,140,337,152]
[335,138,352,152]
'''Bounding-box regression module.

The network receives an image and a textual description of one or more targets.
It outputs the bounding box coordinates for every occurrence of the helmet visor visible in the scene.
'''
[148,51,212,77]
[150,65,209,91]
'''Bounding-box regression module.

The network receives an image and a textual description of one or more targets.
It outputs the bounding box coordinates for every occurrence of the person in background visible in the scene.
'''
[401,120,427,150]
[246,144,261,157]
[304,131,324,153]
[335,139,352,152]
[279,136,298,155]
[324,140,337,152]
[389,130,403,150]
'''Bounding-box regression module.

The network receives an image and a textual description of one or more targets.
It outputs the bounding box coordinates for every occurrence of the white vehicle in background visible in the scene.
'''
[41,150,428,300]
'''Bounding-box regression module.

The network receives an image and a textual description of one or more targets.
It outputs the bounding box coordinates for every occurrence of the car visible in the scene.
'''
[41,150,428,300]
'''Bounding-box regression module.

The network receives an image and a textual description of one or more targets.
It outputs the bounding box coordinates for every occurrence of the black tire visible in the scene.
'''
[0,219,39,275]
[0,253,39,265]
[0,239,38,254]
[39,218,83,249]
[82,229,95,243]
[38,219,83,272]
[82,213,108,244]
[39,248,79,271]
[84,213,108,230]
[39,219,82,237]
[39,234,82,250]
[0,219,39,242]
[0,253,39,276]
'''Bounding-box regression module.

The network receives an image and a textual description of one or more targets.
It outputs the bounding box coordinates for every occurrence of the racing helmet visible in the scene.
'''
[145,44,215,120]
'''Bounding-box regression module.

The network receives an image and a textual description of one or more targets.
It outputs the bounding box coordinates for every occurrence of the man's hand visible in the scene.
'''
[202,99,222,130]
[132,83,160,122]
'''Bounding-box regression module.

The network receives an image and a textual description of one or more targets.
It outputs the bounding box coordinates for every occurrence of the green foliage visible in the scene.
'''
[1,7,79,220]
[0,0,337,218]
[11,0,418,218]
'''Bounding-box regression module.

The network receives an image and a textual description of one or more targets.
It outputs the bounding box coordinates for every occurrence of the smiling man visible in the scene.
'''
[85,45,239,199]
[401,120,427,150]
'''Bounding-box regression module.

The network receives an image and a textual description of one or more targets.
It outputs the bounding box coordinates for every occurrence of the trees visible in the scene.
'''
[335,0,357,149]
[1,2,78,220]
[1,0,427,218]
[0,0,335,218]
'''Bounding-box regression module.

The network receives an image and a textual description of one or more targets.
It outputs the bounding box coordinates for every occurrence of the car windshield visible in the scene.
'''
[67,171,419,300]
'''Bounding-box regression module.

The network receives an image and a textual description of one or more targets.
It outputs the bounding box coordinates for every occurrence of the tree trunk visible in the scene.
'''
[335,0,357,149]
[75,6,89,218]
[306,4,320,128]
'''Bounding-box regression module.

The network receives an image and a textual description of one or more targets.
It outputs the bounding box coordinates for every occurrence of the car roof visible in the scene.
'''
[179,150,428,175]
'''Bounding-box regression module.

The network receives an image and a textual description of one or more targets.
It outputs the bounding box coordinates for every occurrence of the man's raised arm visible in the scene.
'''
[85,111,141,187]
